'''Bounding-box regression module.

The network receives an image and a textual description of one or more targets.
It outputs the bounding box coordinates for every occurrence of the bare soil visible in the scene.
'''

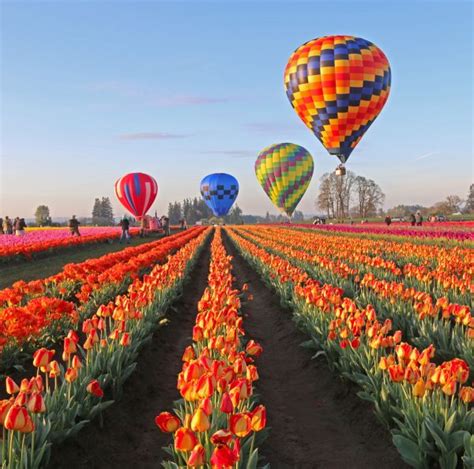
[48,238,211,469]
[222,229,405,469]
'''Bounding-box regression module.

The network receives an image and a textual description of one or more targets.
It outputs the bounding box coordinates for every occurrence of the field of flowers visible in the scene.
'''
[0,225,472,468]
[0,227,141,261]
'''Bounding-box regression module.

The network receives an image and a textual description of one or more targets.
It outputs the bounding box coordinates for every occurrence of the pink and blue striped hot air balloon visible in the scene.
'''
[114,172,158,219]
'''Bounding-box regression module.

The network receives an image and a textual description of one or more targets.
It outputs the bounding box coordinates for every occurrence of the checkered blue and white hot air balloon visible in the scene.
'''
[200,173,239,217]
[114,172,158,219]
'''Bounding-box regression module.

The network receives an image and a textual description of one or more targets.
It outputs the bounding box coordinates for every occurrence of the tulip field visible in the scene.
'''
[0,225,472,468]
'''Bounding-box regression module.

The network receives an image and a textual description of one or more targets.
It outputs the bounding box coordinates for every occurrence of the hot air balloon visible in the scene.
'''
[200,173,239,217]
[255,143,314,217]
[114,172,158,219]
[284,35,391,175]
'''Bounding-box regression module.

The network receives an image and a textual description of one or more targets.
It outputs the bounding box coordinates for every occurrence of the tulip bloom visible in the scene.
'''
[250,405,266,431]
[0,399,13,425]
[49,360,61,378]
[65,367,78,383]
[4,405,28,431]
[190,408,210,433]
[72,355,82,370]
[120,332,131,347]
[412,379,425,398]
[220,392,233,414]
[86,380,104,398]
[230,413,251,438]
[210,445,239,468]
[27,392,46,413]
[188,444,206,467]
[199,397,213,416]
[459,386,474,404]
[182,345,195,362]
[245,340,263,357]
[155,412,181,433]
[174,427,198,452]
[6,377,20,395]
[33,348,54,368]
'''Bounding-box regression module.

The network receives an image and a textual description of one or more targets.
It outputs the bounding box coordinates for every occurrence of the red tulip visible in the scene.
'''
[0,399,13,425]
[219,392,233,414]
[188,444,206,467]
[210,444,239,468]
[33,348,54,368]
[155,412,180,433]
[86,380,104,398]
[245,340,263,357]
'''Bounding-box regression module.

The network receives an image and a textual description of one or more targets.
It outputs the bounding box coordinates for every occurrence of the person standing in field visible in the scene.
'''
[410,213,416,226]
[384,215,392,226]
[139,216,147,238]
[14,217,27,236]
[119,216,131,244]
[3,217,13,234]
[0,218,3,234]
[415,211,423,226]
[69,215,81,236]
[162,216,170,236]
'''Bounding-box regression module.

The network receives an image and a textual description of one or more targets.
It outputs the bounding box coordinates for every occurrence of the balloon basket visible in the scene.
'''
[335,165,346,176]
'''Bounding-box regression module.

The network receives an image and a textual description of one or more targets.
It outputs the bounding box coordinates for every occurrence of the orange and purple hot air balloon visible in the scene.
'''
[284,35,391,172]
[114,172,158,219]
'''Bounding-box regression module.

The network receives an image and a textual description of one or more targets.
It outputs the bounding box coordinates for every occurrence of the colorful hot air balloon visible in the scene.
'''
[200,173,239,217]
[114,172,158,219]
[255,143,314,217]
[284,35,391,168]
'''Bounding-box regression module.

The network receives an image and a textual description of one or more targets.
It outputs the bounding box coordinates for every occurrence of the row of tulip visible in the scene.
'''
[0,228,206,371]
[227,227,473,469]
[156,227,267,468]
[0,227,141,261]
[268,226,473,300]
[289,222,474,242]
[0,228,211,468]
[236,227,473,369]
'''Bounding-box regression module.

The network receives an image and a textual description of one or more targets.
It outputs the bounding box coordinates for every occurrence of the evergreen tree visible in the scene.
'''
[92,198,102,225]
[168,202,182,224]
[101,197,115,225]
[465,184,474,213]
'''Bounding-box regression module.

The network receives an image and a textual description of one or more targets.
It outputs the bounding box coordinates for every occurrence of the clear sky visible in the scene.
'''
[1,0,472,218]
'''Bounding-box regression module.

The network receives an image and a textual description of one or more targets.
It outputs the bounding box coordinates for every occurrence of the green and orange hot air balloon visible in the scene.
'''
[255,143,314,217]
[284,35,391,174]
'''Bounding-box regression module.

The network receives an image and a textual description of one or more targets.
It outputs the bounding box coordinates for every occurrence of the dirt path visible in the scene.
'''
[223,230,405,469]
[49,237,211,469]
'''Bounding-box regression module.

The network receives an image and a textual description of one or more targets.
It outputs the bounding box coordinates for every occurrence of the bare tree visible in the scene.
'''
[316,171,356,220]
[465,185,474,213]
[354,176,385,218]
[445,195,463,213]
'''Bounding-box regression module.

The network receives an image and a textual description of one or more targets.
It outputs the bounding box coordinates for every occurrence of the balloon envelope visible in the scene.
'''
[255,143,314,217]
[284,35,391,164]
[114,172,158,219]
[200,173,239,217]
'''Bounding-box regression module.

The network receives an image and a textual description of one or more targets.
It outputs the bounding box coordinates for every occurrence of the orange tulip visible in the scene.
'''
[120,332,131,347]
[229,412,251,438]
[182,346,195,362]
[72,355,82,370]
[86,380,104,398]
[33,348,54,368]
[174,427,198,452]
[63,337,77,355]
[155,412,181,433]
[250,405,266,431]
[442,379,457,396]
[27,392,46,413]
[188,443,206,467]
[245,340,263,357]
[6,377,20,395]
[49,360,61,378]
[459,386,474,404]
[199,397,213,416]
[0,399,13,425]
[4,405,28,431]
[65,367,78,383]
[14,392,28,406]
[190,408,210,432]
[412,379,425,398]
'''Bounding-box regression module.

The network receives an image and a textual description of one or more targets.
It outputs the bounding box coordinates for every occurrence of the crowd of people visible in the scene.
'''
[0,216,27,235]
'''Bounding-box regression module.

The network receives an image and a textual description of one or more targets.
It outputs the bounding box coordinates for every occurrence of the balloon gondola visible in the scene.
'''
[284,35,391,176]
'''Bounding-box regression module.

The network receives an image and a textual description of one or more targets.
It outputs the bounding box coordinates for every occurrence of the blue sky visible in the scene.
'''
[1,0,472,218]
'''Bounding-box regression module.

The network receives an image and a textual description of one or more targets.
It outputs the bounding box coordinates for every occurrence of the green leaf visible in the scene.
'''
[392,434,423,468]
